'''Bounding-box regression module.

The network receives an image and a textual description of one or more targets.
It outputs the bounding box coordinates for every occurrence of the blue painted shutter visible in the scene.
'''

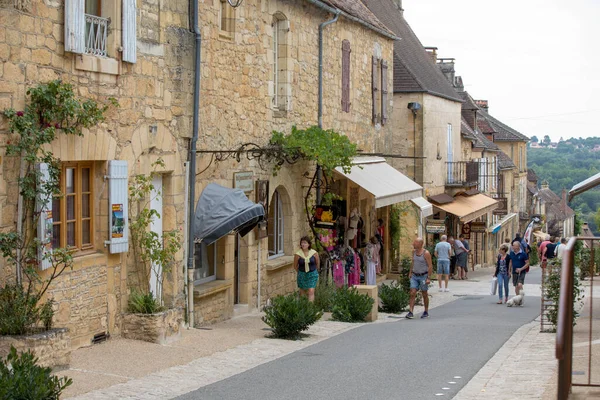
[36,163,53,270]
[64,0,85,54]
[107,160,129,253]
[122,0,137,63]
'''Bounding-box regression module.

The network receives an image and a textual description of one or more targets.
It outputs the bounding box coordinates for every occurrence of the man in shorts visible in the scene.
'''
[508,240,529,296]
[538,235,552,268]
[434,235,452,292]
[454,236,470,280]
[406,237,433,319]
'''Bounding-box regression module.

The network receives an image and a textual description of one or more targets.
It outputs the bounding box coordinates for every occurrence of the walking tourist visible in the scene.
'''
[538,235,552,268]
[365,237,380,285]
[459,234,471,278]
[556,237,567,259]
[406,238,433,319]
[448,236,457,279]
[494,244,512,304]
[293,236,320,302]
[508,240,529,297]
[434,235,452,292]
[454,235,470,280]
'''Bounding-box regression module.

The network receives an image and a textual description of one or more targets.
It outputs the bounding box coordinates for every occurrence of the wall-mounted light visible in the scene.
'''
[407,102,422,116]
[227,0,244,7]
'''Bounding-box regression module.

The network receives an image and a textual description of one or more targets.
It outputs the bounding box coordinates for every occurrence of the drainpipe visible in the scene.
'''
[187,0,202,328]
[316,9,340,204]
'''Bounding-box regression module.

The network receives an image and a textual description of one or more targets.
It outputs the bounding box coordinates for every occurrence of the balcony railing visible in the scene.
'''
[446,161,479,187]
[556,237,599,399]
[85,14,110,57]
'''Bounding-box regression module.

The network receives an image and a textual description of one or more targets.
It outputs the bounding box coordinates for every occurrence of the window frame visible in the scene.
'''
[52,162,95,253]
[219,0,235,37]
[268,190,285,259]
[272,13,290,114]
[194,241,217,285]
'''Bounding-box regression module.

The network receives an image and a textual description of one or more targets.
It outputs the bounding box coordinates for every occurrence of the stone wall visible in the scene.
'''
[121,308,184,345]
[194,286,233,326]
[0,328,70,369]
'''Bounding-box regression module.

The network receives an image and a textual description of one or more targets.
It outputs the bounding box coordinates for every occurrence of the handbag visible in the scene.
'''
[490,277,498,296]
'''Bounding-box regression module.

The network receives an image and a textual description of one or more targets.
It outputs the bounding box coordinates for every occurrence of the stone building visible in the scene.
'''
[0,0,194,348]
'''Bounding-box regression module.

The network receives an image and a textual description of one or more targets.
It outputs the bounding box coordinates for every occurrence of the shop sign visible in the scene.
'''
[255,180,269,239]
[234,171,253,193]
[461,222,471,240]
[426,219,446,234]
[492,197,508,215]
[470,221,487,232]
[314,205,337,229]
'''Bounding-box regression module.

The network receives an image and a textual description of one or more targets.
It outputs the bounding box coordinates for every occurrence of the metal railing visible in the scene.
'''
[85,14,110,57]
[556,236,599,399]
[446,161,478,187]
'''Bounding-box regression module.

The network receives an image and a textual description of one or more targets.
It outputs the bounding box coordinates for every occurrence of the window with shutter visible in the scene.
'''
[268,190,284,258]
[122,0,137,63]
[372,56,379,124]
[381,60,388,125]
[341,40,351,113]
[272,14,290,114]
[65,0,85,54]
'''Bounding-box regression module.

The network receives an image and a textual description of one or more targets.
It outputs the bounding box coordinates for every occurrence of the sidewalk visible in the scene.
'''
[62,266,558,399]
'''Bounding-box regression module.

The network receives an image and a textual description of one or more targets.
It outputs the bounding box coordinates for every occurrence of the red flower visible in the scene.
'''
[16,111,24,117]
[54,123,60,129]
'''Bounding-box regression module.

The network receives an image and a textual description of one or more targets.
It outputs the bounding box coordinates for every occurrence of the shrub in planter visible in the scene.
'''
[127,290,165,314]
[0,345,72,399]
[0,284,54,336]
[545,259,584,331]
[262,294,323,340]
[331,286,374,322]
[379,281,409,313]
[314,279,336,312]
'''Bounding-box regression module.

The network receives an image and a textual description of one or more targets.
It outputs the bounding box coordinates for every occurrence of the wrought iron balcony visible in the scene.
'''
[85,14,110,57]
[445,161,479,188]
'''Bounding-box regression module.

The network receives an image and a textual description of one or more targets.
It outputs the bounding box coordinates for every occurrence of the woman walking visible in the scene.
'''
[294,236,320,302]
[494,244,512,304]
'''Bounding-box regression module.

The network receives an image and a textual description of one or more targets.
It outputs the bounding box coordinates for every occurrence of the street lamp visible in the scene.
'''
[227,0,244,7]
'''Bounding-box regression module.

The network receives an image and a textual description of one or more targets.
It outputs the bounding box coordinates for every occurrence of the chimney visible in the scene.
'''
[541,180,549,190]
[424,47,438,64]
[392,0,404,14]
[454,76,464,91]
[475,100,489,112]
[437,58,456,86]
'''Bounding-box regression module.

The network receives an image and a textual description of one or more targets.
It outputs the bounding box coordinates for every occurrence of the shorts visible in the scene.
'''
[512,271,526,286]
[437,259,450,275]
[456,252,468,268]
[410,274,429,291]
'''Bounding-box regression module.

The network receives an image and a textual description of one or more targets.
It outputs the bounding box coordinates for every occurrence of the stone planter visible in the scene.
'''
[0,328,71,370]
[122,307,184,345]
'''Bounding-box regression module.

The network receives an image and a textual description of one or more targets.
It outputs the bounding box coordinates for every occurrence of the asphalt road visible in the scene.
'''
[178,269,542,400]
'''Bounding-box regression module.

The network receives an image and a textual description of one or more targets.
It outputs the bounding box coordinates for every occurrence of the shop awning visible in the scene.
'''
[193,183,265,245]
[569,171,600,201]
[488,213,518,234]
[334,157,422,208]
[411,197,433,217]
[533,230,549,241]
[433,194,499,223]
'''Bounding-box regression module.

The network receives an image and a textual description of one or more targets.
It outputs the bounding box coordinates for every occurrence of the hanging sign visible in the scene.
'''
[426,219,446,234]
[234,171,253,193]
[470,221,487,232]
[461,222,471,240]
[314,205,337,229]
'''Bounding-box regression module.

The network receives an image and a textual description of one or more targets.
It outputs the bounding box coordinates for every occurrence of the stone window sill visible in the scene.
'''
[264,255,294,272]
[273,109,288,119]
[75,54,120,75]
[194,279,233,299]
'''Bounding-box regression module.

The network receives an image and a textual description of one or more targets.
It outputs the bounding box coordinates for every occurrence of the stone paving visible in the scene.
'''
[66,266,562,400]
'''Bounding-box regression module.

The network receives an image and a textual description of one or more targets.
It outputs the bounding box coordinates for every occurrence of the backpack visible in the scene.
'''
[546,243,557,259]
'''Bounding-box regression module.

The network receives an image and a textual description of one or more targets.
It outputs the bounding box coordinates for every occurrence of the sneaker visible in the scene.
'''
[444,288,450,292]
[421,311,429,319]
[438,288,443,292]
[406,311,414,319]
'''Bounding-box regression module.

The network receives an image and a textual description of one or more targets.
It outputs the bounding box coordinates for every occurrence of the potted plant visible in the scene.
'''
[121,159,183,345]
[0,81,113,368]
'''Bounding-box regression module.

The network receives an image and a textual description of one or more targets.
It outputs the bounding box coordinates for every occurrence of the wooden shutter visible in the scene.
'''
[36,163,53,270]
[341,40,351,113]
[381,60,388,125]
[107,160,129,253]
[122,0,137,63]
[372,56,379,124]
[64,0,85,54]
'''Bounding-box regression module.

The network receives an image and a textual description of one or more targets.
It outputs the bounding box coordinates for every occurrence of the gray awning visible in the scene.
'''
[193,183,264,245]
[569,171,600,201]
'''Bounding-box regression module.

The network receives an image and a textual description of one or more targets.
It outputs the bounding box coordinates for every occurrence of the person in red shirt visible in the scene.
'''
[538,235,552,268]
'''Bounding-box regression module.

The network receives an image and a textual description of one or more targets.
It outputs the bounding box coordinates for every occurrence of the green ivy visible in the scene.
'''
[270,126,358,176]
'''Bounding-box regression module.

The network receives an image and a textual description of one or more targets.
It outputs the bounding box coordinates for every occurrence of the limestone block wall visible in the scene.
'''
[0,1,194,348]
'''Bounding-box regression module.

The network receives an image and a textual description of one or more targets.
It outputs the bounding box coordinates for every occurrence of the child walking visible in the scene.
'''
[494,244,512,304]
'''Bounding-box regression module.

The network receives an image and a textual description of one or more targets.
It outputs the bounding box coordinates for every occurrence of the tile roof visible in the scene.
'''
[361,0,463,102]
[497,150,516,170]
[460,118,477,142]
[458,91,480,111]
[478,110,529,142]
[323,0,396,38]
[538,187,561,204]
[527,169,539,183]
[527,182,539,195]
[462,117,499,151]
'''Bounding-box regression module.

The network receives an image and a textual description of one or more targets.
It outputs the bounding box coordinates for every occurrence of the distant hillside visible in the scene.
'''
[528,142,600,234]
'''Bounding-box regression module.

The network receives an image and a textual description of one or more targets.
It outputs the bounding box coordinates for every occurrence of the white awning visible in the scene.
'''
[411,197,433,217]
[488,213,518,234]
[334,157,422,208]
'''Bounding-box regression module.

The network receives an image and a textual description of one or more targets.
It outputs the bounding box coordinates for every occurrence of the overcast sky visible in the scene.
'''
[403,0,600,142]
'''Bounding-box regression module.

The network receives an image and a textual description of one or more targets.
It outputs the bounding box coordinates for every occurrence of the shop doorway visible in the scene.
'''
[149,175,163,300]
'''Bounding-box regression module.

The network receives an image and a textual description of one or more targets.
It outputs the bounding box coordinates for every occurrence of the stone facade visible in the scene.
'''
[121,308,184,345]
[0,328,70,369]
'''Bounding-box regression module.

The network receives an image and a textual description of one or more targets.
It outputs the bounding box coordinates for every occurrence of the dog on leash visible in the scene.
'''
[506,291,525,307]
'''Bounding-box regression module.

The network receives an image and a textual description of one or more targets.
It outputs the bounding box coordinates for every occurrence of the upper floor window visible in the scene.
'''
[52,162,95,251]
[272,13,290,114]
[268,190,284,258]
[219,0,235,36]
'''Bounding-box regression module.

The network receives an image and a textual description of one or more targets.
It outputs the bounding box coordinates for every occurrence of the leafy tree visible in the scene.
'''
[531,135,538,143]
[543,135,551,145]
[595,207,600,234]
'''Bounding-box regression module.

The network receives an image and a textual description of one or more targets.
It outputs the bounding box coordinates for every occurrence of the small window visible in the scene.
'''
[268,190,284,257]
[219,0,235,35]
[52,162,94,251]
[194,241,217,284]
